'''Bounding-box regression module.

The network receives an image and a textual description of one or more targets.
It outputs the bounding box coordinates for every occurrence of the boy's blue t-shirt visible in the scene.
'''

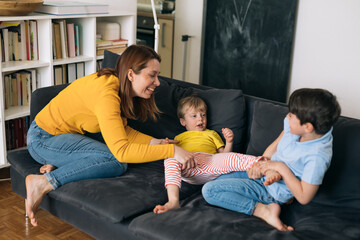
[264,118,333,203]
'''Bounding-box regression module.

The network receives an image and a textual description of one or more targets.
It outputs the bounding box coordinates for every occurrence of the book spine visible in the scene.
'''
[67,23,76,58]
[59,20,67,59]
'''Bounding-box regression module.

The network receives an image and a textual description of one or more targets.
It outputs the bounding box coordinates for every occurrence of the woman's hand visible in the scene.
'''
[150,138,180,145]
[174,145,196,170]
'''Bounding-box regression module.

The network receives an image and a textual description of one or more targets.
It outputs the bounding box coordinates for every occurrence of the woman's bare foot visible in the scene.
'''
[253,202,294,231]
[40,164,56,173]
[263,170,282,186]
[153,201,180,214]
[25,174,53,226]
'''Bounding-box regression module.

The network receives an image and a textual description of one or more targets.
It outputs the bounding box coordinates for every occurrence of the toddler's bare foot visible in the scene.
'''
[153,201,180,214]
[263,170,282,186]
[25,174,53,226]
[40,164,56,173]
[253,202,294,231]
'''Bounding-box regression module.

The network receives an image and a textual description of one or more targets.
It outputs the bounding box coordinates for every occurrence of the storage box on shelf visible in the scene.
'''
[0,12,136,168]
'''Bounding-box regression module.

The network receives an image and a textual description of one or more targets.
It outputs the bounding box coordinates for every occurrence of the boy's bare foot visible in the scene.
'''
[253,202,294,231]
[153,201,180,214]
[263,170,282,186]
[25,174,53,226]
[40,164,56,173]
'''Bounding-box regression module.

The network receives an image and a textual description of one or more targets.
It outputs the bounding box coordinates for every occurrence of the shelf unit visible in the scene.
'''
[0,11,136,168]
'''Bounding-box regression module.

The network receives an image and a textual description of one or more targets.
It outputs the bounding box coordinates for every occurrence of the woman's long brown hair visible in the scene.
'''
[97,45,161,122]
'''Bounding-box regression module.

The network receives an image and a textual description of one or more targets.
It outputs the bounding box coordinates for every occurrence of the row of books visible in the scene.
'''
[54,62,85,85]
[96,38,128,56]
[3,70,37,109]
[5,116,30,150]
[52,20,81,59]
[0,20,39,62]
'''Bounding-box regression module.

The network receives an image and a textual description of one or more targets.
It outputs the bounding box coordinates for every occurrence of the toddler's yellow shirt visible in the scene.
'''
[35,73,174,163]
[174,129,224,154]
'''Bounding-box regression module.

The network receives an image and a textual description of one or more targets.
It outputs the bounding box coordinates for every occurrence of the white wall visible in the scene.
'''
[172,0,204,84]
[289,0,360,119]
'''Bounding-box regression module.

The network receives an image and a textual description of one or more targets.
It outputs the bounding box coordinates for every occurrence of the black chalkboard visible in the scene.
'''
[201,0,298,102]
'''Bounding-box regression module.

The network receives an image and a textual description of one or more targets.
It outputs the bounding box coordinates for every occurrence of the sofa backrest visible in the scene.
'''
[243,95,360,210]
[30,84,69,123]
[129,77,248,153]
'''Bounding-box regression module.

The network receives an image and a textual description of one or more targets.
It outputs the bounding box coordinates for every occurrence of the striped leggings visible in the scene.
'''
[164,152,264,188]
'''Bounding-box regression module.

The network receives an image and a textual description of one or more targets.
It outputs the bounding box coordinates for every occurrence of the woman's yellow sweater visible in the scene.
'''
[35,73,174,163]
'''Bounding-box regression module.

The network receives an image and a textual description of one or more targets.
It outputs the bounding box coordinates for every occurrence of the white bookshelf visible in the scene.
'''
[0,11,136,168]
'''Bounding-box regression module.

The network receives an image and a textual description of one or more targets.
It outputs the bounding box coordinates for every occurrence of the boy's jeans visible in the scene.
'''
[202,172,281,215]
[27,120,127,189]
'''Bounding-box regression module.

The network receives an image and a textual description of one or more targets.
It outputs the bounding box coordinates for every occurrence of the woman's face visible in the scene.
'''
[128,59,161,99]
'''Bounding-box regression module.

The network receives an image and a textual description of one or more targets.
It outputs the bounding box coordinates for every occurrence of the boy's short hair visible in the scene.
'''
[177,95,207,118]
[289,88,341,134]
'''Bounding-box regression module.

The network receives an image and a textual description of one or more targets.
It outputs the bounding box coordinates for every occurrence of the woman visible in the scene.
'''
[25,45,195,227]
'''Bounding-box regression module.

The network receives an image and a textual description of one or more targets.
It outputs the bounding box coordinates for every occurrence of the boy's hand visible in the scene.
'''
[246,163,262,179]
[222,128,234,143]
[258,160,284,174]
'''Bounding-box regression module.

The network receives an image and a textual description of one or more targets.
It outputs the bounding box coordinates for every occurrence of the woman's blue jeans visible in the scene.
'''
[202,171,281,215]
[27,121,127,189]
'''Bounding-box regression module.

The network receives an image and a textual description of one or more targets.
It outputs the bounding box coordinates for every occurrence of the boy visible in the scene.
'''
[202,88,341,231]
[153,96,280,214]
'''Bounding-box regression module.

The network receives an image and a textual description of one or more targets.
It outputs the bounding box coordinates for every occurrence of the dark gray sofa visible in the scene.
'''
[7,52,360,240]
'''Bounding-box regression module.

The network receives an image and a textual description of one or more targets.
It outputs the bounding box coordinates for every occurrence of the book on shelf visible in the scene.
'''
[96,45,127,56]
[74,25,80,56]
[67,63,77,83]
[96,38,128,48]
[1,28,9,62]
[67,23,76,58]
[52,20,80,59]
[54,65,69,85]
[19,21,27,61]
[96,38,128,56]
[5,116,30,150]
[58,20,68,59]
[36,1,109,15]
[0,20,38,62]
[3,70,37,109]
[53,22,62,59]
[54,66,63,85]
[76,62,85,79]
[29,20,39,60]
[25,20,31,60]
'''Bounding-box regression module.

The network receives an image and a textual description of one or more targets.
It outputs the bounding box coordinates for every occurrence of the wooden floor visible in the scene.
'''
[0,169,95,239]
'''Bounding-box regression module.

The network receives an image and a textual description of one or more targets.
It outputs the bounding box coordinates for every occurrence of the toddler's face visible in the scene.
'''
[180,107,207,131]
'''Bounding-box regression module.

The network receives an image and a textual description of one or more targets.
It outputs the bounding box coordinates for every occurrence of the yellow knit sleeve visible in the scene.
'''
[125,125,153,144]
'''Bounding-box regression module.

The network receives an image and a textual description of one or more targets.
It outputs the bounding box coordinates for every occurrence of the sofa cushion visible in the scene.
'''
[8,152,200,223]
[101,50,120,68]
[129,78,247,153]
[129,194,360,240]
[312,117,360,209]
[246,100,288,156]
